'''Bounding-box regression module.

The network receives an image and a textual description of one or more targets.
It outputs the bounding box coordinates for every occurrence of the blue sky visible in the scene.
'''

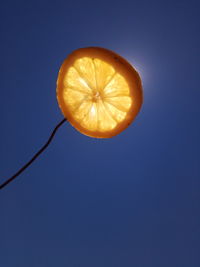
[0,0,199,266]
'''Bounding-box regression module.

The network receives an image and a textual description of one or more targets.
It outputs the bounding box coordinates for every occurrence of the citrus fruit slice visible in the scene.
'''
[56,47,143,138]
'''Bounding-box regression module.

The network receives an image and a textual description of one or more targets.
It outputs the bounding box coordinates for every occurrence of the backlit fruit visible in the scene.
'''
[56,47,143,138]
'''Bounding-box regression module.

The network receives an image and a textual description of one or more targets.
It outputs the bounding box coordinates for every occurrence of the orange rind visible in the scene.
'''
[57,47,143,138]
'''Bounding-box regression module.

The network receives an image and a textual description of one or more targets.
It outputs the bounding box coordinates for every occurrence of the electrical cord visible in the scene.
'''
[0,118,67,190]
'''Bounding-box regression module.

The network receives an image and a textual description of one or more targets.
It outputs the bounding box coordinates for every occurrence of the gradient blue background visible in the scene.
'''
[0,0,199,266]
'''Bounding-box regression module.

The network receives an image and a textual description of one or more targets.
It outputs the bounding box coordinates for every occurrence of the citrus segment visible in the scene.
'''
[74,101,92,122]
[97,99,117,131]
[93,58,115,91]
[63,89,87,112]
[57,47,143,138]
[80,103,98,131]
[63,66,92,95]
[73,57,96,90]
[104,96,132,112]
[103,101,126,123]
[103,73,129,97]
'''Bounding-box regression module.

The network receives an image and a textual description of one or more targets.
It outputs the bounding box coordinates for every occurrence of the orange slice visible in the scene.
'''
[56,47,143,138]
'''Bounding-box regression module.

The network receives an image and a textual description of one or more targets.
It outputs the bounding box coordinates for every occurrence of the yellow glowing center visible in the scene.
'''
[63,57,132,132]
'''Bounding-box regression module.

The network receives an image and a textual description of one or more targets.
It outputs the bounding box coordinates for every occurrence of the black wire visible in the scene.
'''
[0,118,67,190]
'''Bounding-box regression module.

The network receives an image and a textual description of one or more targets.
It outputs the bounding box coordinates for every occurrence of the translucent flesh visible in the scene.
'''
[62,57,132,132]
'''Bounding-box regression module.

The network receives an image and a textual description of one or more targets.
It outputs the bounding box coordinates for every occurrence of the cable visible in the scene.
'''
[0,118,67,190]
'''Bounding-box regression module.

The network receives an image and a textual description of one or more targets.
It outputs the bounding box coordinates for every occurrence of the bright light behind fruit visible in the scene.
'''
[57,47,143,138]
